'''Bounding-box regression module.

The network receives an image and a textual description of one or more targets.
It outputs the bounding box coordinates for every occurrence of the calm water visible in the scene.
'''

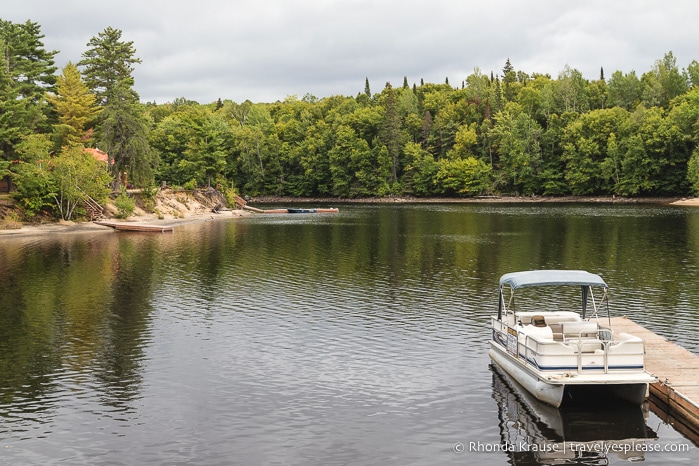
[1,203,698,465]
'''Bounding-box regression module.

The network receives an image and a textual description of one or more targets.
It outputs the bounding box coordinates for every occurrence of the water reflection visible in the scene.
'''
[1,204,698,464]
[0,234,159,436]
[491,365,658,464]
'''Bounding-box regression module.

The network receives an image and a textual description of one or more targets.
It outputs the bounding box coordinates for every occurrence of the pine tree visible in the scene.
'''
[364,77,371,98]
[79,27,153,187]
[502,58,517,101]
[502,58,514,77]
[79,27,142,106]
[46,62,101,148]
[100,84,154,187]
[0,20,57,157]
[0,20,57,102]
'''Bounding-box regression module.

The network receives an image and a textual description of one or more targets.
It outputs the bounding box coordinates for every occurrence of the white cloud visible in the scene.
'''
[4,0,699,103]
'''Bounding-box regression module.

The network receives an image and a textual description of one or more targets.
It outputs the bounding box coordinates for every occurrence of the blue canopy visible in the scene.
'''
[499,270,607,290]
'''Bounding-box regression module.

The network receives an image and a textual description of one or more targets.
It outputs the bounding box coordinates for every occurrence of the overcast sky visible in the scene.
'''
[5,0,699,104]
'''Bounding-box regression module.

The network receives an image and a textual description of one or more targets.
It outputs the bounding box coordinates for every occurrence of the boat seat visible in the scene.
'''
[565,340,604,353]
[561,322,599,340]
[520,322,554,341]
[515,311,581,327]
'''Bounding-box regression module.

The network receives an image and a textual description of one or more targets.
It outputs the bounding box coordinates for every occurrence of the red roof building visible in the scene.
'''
[84,148,110,163]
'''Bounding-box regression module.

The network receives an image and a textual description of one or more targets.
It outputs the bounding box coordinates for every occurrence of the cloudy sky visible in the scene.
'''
[5,0,699,104]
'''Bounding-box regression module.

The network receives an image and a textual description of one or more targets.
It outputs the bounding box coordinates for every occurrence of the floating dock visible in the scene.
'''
[242,206,339,214]
[610,317,699,443]
[234,195,339,214]
[95,221,174,233]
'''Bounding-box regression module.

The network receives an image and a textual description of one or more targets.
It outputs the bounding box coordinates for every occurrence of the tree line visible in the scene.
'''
[3,19,699,220]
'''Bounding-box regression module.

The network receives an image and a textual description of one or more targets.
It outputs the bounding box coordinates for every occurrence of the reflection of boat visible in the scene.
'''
[491,364,658,464]
[489,270,656,407]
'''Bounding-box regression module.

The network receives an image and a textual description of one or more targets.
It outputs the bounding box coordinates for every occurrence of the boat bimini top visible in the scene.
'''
[498,270,609,320]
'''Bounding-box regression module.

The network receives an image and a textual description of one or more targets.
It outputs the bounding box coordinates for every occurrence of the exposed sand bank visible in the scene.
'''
[670,198,699,206]
[0,209,251,238]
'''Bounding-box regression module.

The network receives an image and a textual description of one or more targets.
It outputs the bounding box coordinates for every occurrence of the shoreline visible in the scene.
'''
[2,196,699,239]
[0,209,252,239]
[251,195,696,205]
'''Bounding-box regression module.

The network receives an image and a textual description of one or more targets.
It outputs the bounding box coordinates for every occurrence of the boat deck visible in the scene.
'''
[610,316,699,442]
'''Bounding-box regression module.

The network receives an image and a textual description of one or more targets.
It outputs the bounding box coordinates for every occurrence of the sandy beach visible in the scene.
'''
[0,209,252,238]
[669,198,699,206]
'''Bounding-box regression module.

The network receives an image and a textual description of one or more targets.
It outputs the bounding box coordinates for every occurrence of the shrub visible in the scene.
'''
[114,189,135,218]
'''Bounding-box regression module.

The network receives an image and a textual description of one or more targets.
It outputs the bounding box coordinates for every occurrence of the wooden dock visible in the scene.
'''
[610,316,699,442]
[242,206,339,214]
[95,221,174,233]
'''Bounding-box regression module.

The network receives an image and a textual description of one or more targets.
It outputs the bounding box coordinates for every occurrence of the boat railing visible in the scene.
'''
[519,332,646,374]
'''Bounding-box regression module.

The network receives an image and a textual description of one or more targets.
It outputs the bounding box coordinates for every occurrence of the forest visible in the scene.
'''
[3,19,699,220]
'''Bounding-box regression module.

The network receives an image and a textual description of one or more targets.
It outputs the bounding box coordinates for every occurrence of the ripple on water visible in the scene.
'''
[2,204,698,465]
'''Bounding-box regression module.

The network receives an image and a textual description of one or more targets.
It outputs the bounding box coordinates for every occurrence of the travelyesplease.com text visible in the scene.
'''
[453,441,691,455]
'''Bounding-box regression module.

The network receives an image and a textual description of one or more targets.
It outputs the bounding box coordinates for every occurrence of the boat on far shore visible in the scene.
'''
[489,270,656,407]
[286,208,339,214]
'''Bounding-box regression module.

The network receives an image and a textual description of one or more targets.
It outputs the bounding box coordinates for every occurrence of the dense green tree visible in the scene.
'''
[379,83,402,184]
[561,107,629,194]
[10,135,110,219]
[502,58,519,102]
[556,65,588,112]
[434,156,492,196]
[10,134,54,215]
[489,103,543,194]
[641,51,688,109]
[49,145,111,220]
[687,60,699,89]
[8,18,699,202]
[0,20,57,102]
[669,89,699,193]
[78,27,141,106]
[231,122,281,195]
[587,78,608,110]
[149,104,204,186]
[80,27,153,187]
[607,70,642,110]
[0,20,57,157]
[402,142,438,196]
[464,68,492,102]
[46,62,101,148]
[99,85,155,187]
[186,112,232,188]
[621,105,686,195]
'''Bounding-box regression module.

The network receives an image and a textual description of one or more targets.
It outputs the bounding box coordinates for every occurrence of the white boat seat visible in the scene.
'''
[561,322,598,339]
[566,339,604,352]
[515,311,581,327]
[520,323,554,341]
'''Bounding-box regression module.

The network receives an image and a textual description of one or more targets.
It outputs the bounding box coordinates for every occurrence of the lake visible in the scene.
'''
[1,203,698,465]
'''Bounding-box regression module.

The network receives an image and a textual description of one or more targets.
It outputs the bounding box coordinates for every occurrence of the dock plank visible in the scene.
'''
[95,221,174,232]
[610,316,699,439]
